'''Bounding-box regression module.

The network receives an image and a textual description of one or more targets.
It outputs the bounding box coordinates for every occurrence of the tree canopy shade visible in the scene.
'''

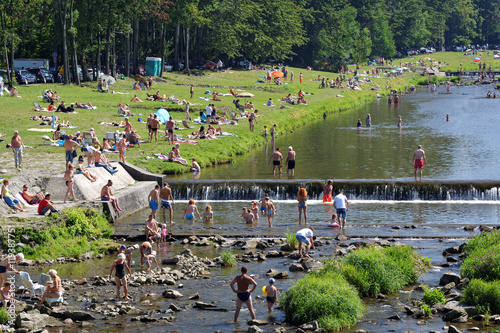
[0,0,496,81]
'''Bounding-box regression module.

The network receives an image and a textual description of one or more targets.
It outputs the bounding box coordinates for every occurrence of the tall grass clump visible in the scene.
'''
[2,207,114,260]
[421,285,446,306]
[463,279,500,314]
[281,269,365,332]
[341,245,430,296]
[220,250,237,267]
[462,230,500,281]
[0,307,10,324]
[285,231,298,250]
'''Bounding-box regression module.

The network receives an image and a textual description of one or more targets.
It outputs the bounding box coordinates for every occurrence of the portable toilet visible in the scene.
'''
[145,57,162,76]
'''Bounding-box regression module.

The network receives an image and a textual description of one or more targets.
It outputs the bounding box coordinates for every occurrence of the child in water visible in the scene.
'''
[183,199,201,220]
[239,207,255,224]
[251,201,259,221]
[265,278,278,314]
[109,253,132,300]
[161,223,167,243]
[329,213,339,228]
[144,250,160,271]
[203,205,213,223]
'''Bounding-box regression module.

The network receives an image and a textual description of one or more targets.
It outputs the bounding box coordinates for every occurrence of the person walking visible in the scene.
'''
[148,184,160,219]
[268,147,283,175]
[333,190,349,229]
[412,145,427,181]
[11,130,24,170]
[230,266,257,322]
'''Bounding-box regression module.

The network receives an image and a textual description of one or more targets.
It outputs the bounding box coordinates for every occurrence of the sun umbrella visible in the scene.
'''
[272,71,284,78]
[101,74,116,86]
[424,57,431,60]
[235,92,255,98]
[52,113,55,130]
[473,58,480,63]
[155,108,170,124]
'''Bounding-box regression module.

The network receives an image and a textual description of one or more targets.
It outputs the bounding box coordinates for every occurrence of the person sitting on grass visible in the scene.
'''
[131,94,143,102]
[36,269,63,306]
[109,253,132,301]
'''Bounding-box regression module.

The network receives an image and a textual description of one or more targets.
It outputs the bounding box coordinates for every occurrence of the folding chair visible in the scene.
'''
[19,271,46,300]
[41,135,59,146]
[105,132,116,141]
[82,132,93,146]
[33,102,42,111]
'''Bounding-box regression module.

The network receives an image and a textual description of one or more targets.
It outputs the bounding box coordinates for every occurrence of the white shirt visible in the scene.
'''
[333,194,348,209]
[205,106,212,116]
[296,228,313,238]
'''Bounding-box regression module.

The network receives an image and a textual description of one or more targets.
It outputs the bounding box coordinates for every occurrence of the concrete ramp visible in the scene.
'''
[45,163,135,201]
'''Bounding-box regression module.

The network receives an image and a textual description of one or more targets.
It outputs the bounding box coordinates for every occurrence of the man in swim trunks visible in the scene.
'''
[148,184,160,219]
[268,147,283,175]
[145,214,158,243]
[63,134,79,170]
[101,180,123,213]
[166,117,175,145]
[286,146,296,176]
[229,266,257,322]
[323,180,333,202]
[270,124,277,146]
[159,182,175,224]
[333,190,349,229]
[258,194,269,216]
[150,114,160,144]
[248,110,258,133]
[412,145,427,181]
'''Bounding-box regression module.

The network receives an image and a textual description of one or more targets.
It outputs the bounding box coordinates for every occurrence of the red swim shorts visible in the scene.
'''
[414,159,424,169]
[323,195,332,202]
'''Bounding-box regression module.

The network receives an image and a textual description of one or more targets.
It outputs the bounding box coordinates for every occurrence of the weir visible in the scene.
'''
[167,179,500,201]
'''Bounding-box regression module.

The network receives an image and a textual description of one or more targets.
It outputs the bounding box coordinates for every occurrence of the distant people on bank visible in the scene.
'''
[1,179,24,212]
[77,156,98,182]
[333,190,349,229]
[230,266,257,322]
[412,145,427,181]
[63,163,77,203]
[38,193,60,216]
[0,253,23,287]
[101,180,123,213]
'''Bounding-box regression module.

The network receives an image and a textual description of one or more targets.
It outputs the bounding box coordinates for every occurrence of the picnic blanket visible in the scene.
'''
[27,128,55,132]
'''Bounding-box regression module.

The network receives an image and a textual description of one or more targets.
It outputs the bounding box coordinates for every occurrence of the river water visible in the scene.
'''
[32,86,500,333]
[173,84,500,180]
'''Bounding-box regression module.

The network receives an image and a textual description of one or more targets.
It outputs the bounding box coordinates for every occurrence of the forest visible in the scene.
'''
[1,0,498,83]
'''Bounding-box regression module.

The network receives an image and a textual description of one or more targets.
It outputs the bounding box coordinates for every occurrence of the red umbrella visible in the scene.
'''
[272,71,284,78]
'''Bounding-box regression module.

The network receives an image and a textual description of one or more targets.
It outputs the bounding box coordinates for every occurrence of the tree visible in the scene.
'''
[352,27,372,63]
[370,5,396,57]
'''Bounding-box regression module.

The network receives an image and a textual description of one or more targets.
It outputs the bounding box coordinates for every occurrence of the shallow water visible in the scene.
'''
[173,85,500,180]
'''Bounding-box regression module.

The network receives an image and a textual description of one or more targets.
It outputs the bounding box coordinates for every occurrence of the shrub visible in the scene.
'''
[340,245,430,296]
[420,304,432,317]
[462,230,500,281]
[281,270,365,331]
[220,250,237,267]
[463,279,500,314]
[422,286,446,306]
[285,231,298,250]
[0,307,10,324]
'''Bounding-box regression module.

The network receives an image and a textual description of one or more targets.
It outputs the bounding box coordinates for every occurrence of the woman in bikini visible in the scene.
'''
[297,187,308,224]
[116,135,127,164]
[265,197,275,228]
[183,199,201,220]
[63,164,77,203]
[109,253,132,301]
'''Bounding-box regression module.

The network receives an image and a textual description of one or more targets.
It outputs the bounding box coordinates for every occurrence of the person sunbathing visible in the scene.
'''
[168,147,188,166]
[75,102,94,109]
[297,97,307,105]
[212,91,222,101]
[99,121,125,127]
[244,101,254,109]
[21,185,45,205]
[77,156,98,182]
[10,87,19,97]
[131,94,143,102]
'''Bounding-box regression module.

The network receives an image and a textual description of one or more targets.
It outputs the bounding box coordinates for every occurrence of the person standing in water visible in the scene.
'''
[265,197,276,227]
[366,114,371,127]
[259,194,269,216]
[148,184,160,219]
[268,147,283,175]
[333,190,349,229]
[159,182,175,224]
[230,266,257,322]
[323,180,333,202]
[286,146,296,176]
[397,115,402,128]
[297,187,308,224]
[412,145,427,181]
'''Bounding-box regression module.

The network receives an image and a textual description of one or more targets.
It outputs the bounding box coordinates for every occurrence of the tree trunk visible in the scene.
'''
[59,0,70,84]
[105,27,111,74]
[0,10,12,85]
[133,20,139,74]
[97,31,101,80]
[184,26,190,76]
[111,29,116,77]
[70,0,80,85]
[174,23,180,71]
[159,23,165,77]
[125,28,130,77]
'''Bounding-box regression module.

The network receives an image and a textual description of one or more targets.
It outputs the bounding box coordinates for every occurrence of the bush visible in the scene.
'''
[285,231,298,250]
[220,250,237,267]
[463,279,500,314]
[420,304,432,317]
[340,245,430,296]
[462,230,500,281]
[422,286,446,306]
[281,270,365,331]
[0,307,10,324]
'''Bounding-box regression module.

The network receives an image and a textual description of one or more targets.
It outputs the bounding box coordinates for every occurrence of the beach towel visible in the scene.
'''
[27,128,56,132]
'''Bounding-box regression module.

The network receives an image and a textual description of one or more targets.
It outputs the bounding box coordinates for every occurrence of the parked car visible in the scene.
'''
[15,70,37,85]
[87,68,104,80]
[27,67,54,83]
[49,69,63,83]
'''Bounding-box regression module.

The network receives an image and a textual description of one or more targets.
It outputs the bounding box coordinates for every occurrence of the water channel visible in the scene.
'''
[29,85,500,333]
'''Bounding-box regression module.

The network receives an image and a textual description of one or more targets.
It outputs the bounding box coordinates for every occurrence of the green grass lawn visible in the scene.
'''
[398,51,500,72]
[1,66,416,175]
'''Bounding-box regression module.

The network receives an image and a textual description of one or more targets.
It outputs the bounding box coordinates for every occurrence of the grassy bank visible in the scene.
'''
[398,51,500,73]
[1,66,414,176]
[281,244,430,331]
[0,207,115,260]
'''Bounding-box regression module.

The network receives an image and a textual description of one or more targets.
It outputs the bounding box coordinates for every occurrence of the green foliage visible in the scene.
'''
[285,231,298,250]
[220,250,237,267]
[462,229,500,281]
[0,307,10,324]
[340,245,430,296]
[2,208,114,260]
[420,304,432,317]
[422,286,446,306]
[463,279,500,314]
[281,270,365,331]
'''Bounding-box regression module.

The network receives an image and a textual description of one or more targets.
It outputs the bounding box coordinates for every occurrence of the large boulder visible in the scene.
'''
[443,308,468,322]
[440,273,461,286]
[15,313,49,330]
[163,289,183,299]
[63,310,96,321]
[241,239,261,250]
